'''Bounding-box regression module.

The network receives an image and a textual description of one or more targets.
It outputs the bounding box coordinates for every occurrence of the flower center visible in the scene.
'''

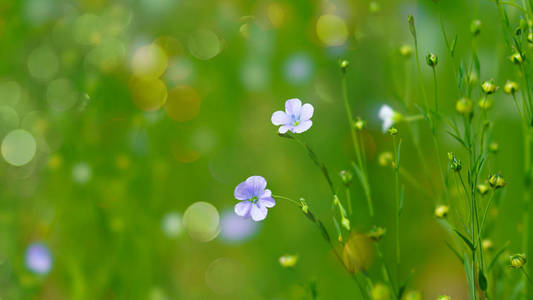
[290,114,300,126]
[250,196,258,203]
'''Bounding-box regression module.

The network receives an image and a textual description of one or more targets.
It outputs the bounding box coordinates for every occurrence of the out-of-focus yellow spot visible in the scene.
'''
[342,233,375,273]
[101,5,132,36]
[47,154,62,170]
[73,14,103,46]
[205,258,242,295]
[28,45,59,81]
[131,43,168,79]
[316,14,348,46]
[86,37,126,72]
[268,3,286,27]
[279,255,298,267]
[1,129,37,167]
[188,29,221,60]
[0,81,21,106]
[172,143,201,163]
[154,36,183,58]
[46,78,78,111]
[165,86,201,122]
[72,162,91,184]
[183,201,220,242]
[130,76,168,112]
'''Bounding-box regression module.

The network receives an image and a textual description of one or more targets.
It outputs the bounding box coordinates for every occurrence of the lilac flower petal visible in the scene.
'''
[300,103,314,121]
[285,98,302,115]
[234,201,252,217]
[261,189,272,198]
[234,182,253,200]
[251,204,268,221]
[259,197,275,208]
[271,111,289,126]
[279,125,291,134]
[245,176,267,196]
[293,120,312,133]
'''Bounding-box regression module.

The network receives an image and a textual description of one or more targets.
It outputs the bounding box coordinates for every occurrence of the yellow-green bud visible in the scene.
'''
[340,60,350,72]
[434,205,449,219]
[388,127,398,136]
[340,170,353,186]
[471,19,482,36]
[489,142,499,153]
[504,80,519,95]
[371,283,390,300]
[448,153,462,172]
[403,290,423,300]
[482,239,494,251]
[378,152,393,167]
[455,98,473,114]
[528,32,533,44]
[437,296,451,300]
[279,255,298,268]
[354,117,366,130]
[341,217,351,230]
[477,183,490,195]
[478,97,493,110]
[426,53,439,67]
[400,44,413,58]
[481,80,498,95]
[367,226,386,241]
[489,173,505,189]
[511,52,525,65]
[468,73,478,85]
[510,253,527,269]
[300,198,309,213]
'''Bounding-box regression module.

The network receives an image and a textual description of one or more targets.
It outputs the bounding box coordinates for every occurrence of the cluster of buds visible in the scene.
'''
[455,97,473,115]
[504,80,519,95]
[489,173,506,189]
[510,253,527,269]
[366,226,386,241]
[481,80,498,95]
[426,53,439,67]
[434,205,449,219]
[448,152,462,172]
[400,44,413,58]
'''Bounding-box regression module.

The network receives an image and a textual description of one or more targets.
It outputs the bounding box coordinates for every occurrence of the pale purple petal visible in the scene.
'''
[271,111,289,125]
[258,197,275,208]
[245,176,267,197]
[261,189,272,198]
[234,201,252,217]
[234,182,253,200]
[300,103,314,121]
[292,120,312,133]
[279,125,291,134]
[285,98,302,115]
[251,204,268,221]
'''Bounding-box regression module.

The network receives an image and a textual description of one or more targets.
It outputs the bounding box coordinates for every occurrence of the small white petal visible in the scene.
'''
[251,204,268,221]
[300,103,314,121]
[293,120,312,133]
[234,201,252,217]
[271,111,289,126]
[285,98,302,115]
[279,125,291,134]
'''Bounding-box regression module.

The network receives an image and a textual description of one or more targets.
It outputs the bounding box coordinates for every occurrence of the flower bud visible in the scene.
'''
[434,205,449,219]
[489,142,499,153]
[378,152,393,167]
[367,226,386,241]
[437,296,451,300]
[400,44,413,58]
[353,117,366,130]
[341,217,351,230]
[511,52,525,65]
[279,255,298,268]
[340,60,350,72]
[468,73,478,85]
[504,80,519,95]
[388,127,398,136]
[482,239,494,251]
[477,183,490,195]
[426,53,439,67]
[478,97,493,110]
[510,253,527,269]
[528,32,533,44]
[489,173,505,189]
[371,283,390,300]
[403,290,423,300]
[448,153,462,172]
[481,80,498,95]
[471,19,481,36]
[299,198,309,214]
[340,170,353,186]
[455,98,473,115]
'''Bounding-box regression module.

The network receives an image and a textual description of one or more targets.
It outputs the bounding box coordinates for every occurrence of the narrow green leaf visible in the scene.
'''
[488,241,510,271]
[464,254,476,300]
[479,269,488,291]
[445,240,464,264]
[398,269,414,298]
[454,229,475,251]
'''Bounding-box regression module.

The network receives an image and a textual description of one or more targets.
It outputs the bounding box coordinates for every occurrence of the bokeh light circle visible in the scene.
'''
[73,14,103,46]
[130,77,168,112]
[219,210,258,243]
[28,45,59,81]
[183,201,220,242]
[0,81,21,106]
[0,106,19,136]
[46,78,78,111]
[86,37,126,72]
[164,86,201,122]
[131,43,168,79]
[316,14,348,46]
[187,30,222,60]
[1,129,37,166]
[161,212,183,238]
[72,162,91,184]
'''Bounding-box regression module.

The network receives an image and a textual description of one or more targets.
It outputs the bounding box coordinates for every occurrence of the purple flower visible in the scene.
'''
[234,176,275,221]
[271,98,314,134]
[25,243,52,275]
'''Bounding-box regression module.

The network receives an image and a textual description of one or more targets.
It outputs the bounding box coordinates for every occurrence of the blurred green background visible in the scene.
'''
[0,0,530,299]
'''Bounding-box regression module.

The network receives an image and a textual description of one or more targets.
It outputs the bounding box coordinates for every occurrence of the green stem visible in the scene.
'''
[392,135,401,264]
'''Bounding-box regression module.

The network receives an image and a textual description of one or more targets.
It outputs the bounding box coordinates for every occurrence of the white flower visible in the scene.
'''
[271,98,314,134]
[378,105,401,132]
